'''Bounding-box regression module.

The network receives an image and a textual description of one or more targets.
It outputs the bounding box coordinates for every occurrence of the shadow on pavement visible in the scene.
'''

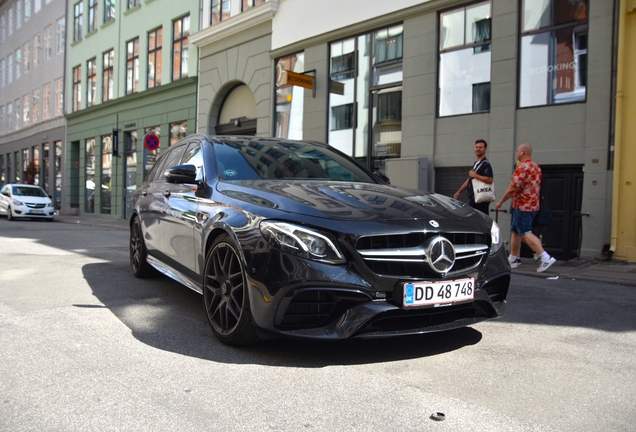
[81,261,483,366]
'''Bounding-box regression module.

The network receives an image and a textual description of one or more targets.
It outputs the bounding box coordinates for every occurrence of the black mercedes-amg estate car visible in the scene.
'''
[129,134,510,345]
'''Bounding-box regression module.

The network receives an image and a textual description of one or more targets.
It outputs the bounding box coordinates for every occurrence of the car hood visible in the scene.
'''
[216,180,477,222]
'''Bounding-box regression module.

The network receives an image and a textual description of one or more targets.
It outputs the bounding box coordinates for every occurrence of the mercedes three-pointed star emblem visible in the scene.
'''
[425,236,456,274]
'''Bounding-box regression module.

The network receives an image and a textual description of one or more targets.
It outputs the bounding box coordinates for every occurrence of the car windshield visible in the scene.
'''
[12,186,48,197]
[213,138,376,183]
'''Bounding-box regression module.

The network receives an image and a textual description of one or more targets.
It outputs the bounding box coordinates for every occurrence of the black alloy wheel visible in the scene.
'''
[203,234,260,346]
[130,217,154,278]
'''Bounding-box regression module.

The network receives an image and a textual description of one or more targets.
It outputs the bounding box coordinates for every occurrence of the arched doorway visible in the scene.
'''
[214,84,257,135]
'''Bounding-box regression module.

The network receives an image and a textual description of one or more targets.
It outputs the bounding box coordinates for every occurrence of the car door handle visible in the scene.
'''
[163,190,171,198]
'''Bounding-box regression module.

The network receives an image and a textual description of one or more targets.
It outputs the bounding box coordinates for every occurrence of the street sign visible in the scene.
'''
[283,70,315,90]
[144,133,160,151]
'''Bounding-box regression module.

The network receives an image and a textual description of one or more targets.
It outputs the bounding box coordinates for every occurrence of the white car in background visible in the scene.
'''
[0,184,55,222]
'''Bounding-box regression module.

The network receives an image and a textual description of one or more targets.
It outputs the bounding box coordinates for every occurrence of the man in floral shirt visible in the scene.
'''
[495,143,556,273]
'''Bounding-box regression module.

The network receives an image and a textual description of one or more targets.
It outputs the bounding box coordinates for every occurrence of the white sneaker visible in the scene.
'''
[537,257,556,273]
[510,259,521,269]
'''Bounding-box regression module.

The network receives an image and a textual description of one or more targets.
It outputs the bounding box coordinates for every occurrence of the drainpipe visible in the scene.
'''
[610,0,627,255]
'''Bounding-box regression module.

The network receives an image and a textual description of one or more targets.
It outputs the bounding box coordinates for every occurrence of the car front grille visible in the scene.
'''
[356,231,489,278]
[26,203,46,209]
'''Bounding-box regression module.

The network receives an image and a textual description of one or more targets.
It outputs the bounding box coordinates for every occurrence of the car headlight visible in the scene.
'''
[490,220,503,255]
[260,221,345,264]
[12,199,24,206]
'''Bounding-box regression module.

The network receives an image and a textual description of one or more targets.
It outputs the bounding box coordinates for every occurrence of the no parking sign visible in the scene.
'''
[144,132,160,151]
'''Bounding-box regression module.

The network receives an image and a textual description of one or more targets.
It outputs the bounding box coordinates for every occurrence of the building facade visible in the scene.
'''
[612,0,636,262]
[192,0,618,261]
[64,0,199,219]
[0,0,66,208]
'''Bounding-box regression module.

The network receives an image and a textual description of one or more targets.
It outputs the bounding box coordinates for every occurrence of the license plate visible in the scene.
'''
[403,278,475,307]
[29,210,44,214]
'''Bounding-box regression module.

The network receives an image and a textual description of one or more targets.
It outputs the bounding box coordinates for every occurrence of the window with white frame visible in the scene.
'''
[56,17,65,55]
[87,58,96,106]
[8,54,14,83]
[33,33,41,67]
[73,2,83,41]
[22,94,31,126]
[438,1,491,117]
[24,41,30,73]
[211,0,230,25]
[8,7,13,36]
[148,28,162,88]
[55,77,63,115]
[25,0,31,21]
[242,0,266,11]
[15,98,22,130]
[32,88,40,123]
[1,59,5,87]
[126,38,139,94]
[519,0,588,107]
[16,1,22,29]
[15,48,21,80]
[43,83,51,119]
[73,65,81,111]
[35,0,41,13]
[102,49,114,101]
[1,14,5,41]
[7,103,13,131]
[104,0,115,23]
[44,25,52,61]
[172,15,189,80]
[88,0,98,33]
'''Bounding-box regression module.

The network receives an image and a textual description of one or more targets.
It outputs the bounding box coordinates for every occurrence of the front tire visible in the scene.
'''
[130,217,154,278]
[7,207,14,221]
[203,234,260,346]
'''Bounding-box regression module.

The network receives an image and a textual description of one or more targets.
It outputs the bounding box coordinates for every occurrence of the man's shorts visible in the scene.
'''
[510,208,538,236]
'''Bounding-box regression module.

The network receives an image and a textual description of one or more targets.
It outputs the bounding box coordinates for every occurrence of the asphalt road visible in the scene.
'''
[0,218,634,431]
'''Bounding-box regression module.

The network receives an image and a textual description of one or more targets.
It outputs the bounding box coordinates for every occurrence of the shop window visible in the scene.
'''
[144,126,161,179]
[170,121,187,145]
[438,1,491,117]
[101,135,112,214]
[328,25,403,175]
[274,52,304,140]
[85,138,96,213]
[519,0,588,107]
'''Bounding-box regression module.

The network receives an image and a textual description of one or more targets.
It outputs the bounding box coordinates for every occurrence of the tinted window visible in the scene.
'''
[152,143,187,181]
[213,139,376,183]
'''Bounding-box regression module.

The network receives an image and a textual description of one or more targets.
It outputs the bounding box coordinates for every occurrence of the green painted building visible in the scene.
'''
[64,0,199,220]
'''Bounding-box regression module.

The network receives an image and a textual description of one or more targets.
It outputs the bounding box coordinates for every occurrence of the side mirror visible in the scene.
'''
[165,164,197,184]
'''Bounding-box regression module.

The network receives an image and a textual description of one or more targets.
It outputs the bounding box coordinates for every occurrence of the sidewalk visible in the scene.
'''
[54,214,636,288]
[512,256,636,287]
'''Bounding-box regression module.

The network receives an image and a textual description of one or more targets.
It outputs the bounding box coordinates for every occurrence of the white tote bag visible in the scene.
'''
[471,160,495,203]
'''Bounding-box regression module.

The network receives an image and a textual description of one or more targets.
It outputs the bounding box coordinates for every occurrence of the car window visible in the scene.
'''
[212,139,376,183]
[182,142,204,170]
[153,144,187,182]
[12,186,48,197]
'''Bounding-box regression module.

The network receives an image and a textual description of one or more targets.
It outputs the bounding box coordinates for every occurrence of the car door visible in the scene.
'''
[139,144,188,261]
[160,141,204,280]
